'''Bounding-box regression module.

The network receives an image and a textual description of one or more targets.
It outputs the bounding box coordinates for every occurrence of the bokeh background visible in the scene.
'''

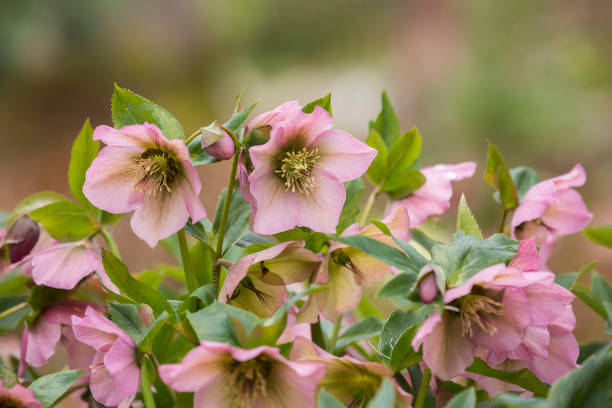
[1,0,611,341]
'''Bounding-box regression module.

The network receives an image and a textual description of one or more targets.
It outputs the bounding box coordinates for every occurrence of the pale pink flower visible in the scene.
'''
[298,208,410,323]
[0,382,42,408]
[242,103,376,234]
[290,337,412,407]
[159,340,325,408]
[277,306,311,344]
[219,241,321,318]
[511,164,592,262]
[83,123,206,247]
[72,307,140,408]
[388,162,476,227]
[412,253,574,381]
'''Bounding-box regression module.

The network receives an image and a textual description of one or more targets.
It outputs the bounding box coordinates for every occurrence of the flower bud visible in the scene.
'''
[417,264,445,304]
[201,121,234,160]
[1,215,40,262]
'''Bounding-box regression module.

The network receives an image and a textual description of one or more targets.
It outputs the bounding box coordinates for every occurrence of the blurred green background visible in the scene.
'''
[1,0,610,340]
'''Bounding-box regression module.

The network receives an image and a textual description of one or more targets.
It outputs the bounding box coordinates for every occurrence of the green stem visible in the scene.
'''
[177,229,198,293]
[140,355,157,408]
[311,320,326,350]
[327,314,343,353]
[101,228,121,259]
[0,301,28,321]
[414,366,431,408]
[358,187,379,226]
[185,129,201,145]
[498,208,508,234]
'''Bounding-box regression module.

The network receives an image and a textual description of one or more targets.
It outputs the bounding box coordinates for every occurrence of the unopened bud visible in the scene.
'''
[201,121,234,160]
[1,216,40,262]
[417,264,445,304]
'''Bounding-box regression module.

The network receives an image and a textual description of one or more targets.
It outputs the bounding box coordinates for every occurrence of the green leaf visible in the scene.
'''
[410,229,439,253]
[578,341,611,364]
[366,379,396,408]
[510,166,539,200]
[9,191,69,223]
[212,186,252,255]
[107,303,146,343]
[0,296,31,329]
[387,127,422,175]
[547,352,612,407]
[188,301,259,346]
[591,272,612,334]
[370,91,400,148]
[493,393,550,407]
[381,168,426,200]
[0,362,17,388]
[68,119,99,210]
[30,200,98,242]
[336,179,364,234]
[100,210,123,225]
[138,311,169,351]
[377,273,416,299]
[317,388,344,408]
[28,370,84,408]
[572,283,607,318]
[465,357,549,397]
[366,129,388,185]
[188,137,219,166]
[485,142,519,210]
[225,102,257,132]
[432,232,518,286]
[102,250,175,318]
[302,93,332,115]
[378,308,430,358]
[335,235,419,273]
[456,194,483,239]
[177,284,216,314]
[111,84,184,140]
[335,316,383,351]
[305,232,330,253]
[390,325,421,373]
[446,387,476,408]
[555,260,598,291]
[584,225,612,248]
[0,269,29,296]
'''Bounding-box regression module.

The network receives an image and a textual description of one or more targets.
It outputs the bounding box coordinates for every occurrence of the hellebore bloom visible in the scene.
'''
[72,307,140,408]
[20,301,98,375]
[511,164,592,262]
[201,121,234,160]
[298,208,410,323]
[0,216,40,264]
[219,241,321,318]
[159,341,325,408]
[290,337,412,407]
[0,382,42,408]
[417,264,444,304]
[83,123,206,247]
[242,102,376,234]
[388,162,476,227]
[412,258,574,381]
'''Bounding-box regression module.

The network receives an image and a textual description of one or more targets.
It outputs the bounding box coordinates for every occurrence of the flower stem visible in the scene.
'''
[177,229,198,293]
[185,129,201,145]
[414,366,431,408]
[101,228,121,259]
[358,187,379,226]
[498,208,508,234]
[0,301,28,321]
[140,355,157,408]
[327,313,343,353]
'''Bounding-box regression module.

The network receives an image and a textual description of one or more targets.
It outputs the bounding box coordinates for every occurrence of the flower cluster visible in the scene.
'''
[0,87,607,408]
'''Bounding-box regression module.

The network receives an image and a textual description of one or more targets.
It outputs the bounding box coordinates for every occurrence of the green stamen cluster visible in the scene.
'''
[129,148,179,196]
[458,293,503,337]
[227,357,272,408]
[275,147,320,194]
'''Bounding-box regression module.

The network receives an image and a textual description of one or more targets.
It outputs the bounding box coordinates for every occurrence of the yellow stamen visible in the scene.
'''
[275,147,320,194]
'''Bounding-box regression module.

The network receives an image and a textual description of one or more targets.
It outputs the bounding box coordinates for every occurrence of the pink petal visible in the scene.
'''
[310,129,377,182]
[550,163,586,190]
[32,243,98,290]
[444,263,507,303]
[24,318,61,367]
[549,305,576,335]
[72,307,133,351]
[158,345,229,392]
[510,181,557,236]
[246,101,302,131]
[93,123,159,149]
[178,162,207,222]
[279,106,334,146]
[104,338,140,397]
[0,383,42,408]
[205,133,234,160]
[522,281,574,326]
[527,332,579,384]
[509,238,541,272]
[83,145,145,214]
[89,351,130,407]
[248,127,289,169]
[506,325,550,361]
[297,169,346,234]
[541,189,592,235]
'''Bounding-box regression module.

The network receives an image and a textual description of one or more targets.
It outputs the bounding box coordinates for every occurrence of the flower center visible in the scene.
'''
[458,293,503,337]
[227,357,271,407]
[129,148,179,196]
[275,147,320,194]
[0,396,24,408]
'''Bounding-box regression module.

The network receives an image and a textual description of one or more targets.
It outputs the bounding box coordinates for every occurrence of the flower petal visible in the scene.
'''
[541,189,592,235]
[32,244,96,290]
[297,170,346,234]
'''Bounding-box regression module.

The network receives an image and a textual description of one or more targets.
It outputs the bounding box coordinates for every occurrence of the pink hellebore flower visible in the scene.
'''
[298,208,411,323]
[0,382,42,408]
[412,244,574,381]
[159,340,325,408]
[219,241,321,318]
[72,307,140,408]
[388,162,476,227]
[243,102,376,234]
[511,164,592,262]
[83,123,206,247]
[20,301,98,375]
[290,337,412,407]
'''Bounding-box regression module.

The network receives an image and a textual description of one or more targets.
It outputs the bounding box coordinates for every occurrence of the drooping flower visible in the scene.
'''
[83,123,206,247]
[0,382,42,408]
[219,241,321,318]
[71,307,140,408]
[241,103,376,234]
[0,216,40,264]
[201,121,234,160]
[511,164,592,262]
[159,340,325,408]
[19,301,98,376]
[290,337,412,407]
[412,253,574,381]
[387,162,476,227]
[298,207,410,323]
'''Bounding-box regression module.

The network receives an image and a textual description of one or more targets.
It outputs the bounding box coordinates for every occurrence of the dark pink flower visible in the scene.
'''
[159,341,325,408]
[511,164,592,262]
[83,123,206,247]
[72,307,140,407]
[201,121,234,160]
[0,382,42,408]
[242,103,376,234]
[387,162,476,227]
